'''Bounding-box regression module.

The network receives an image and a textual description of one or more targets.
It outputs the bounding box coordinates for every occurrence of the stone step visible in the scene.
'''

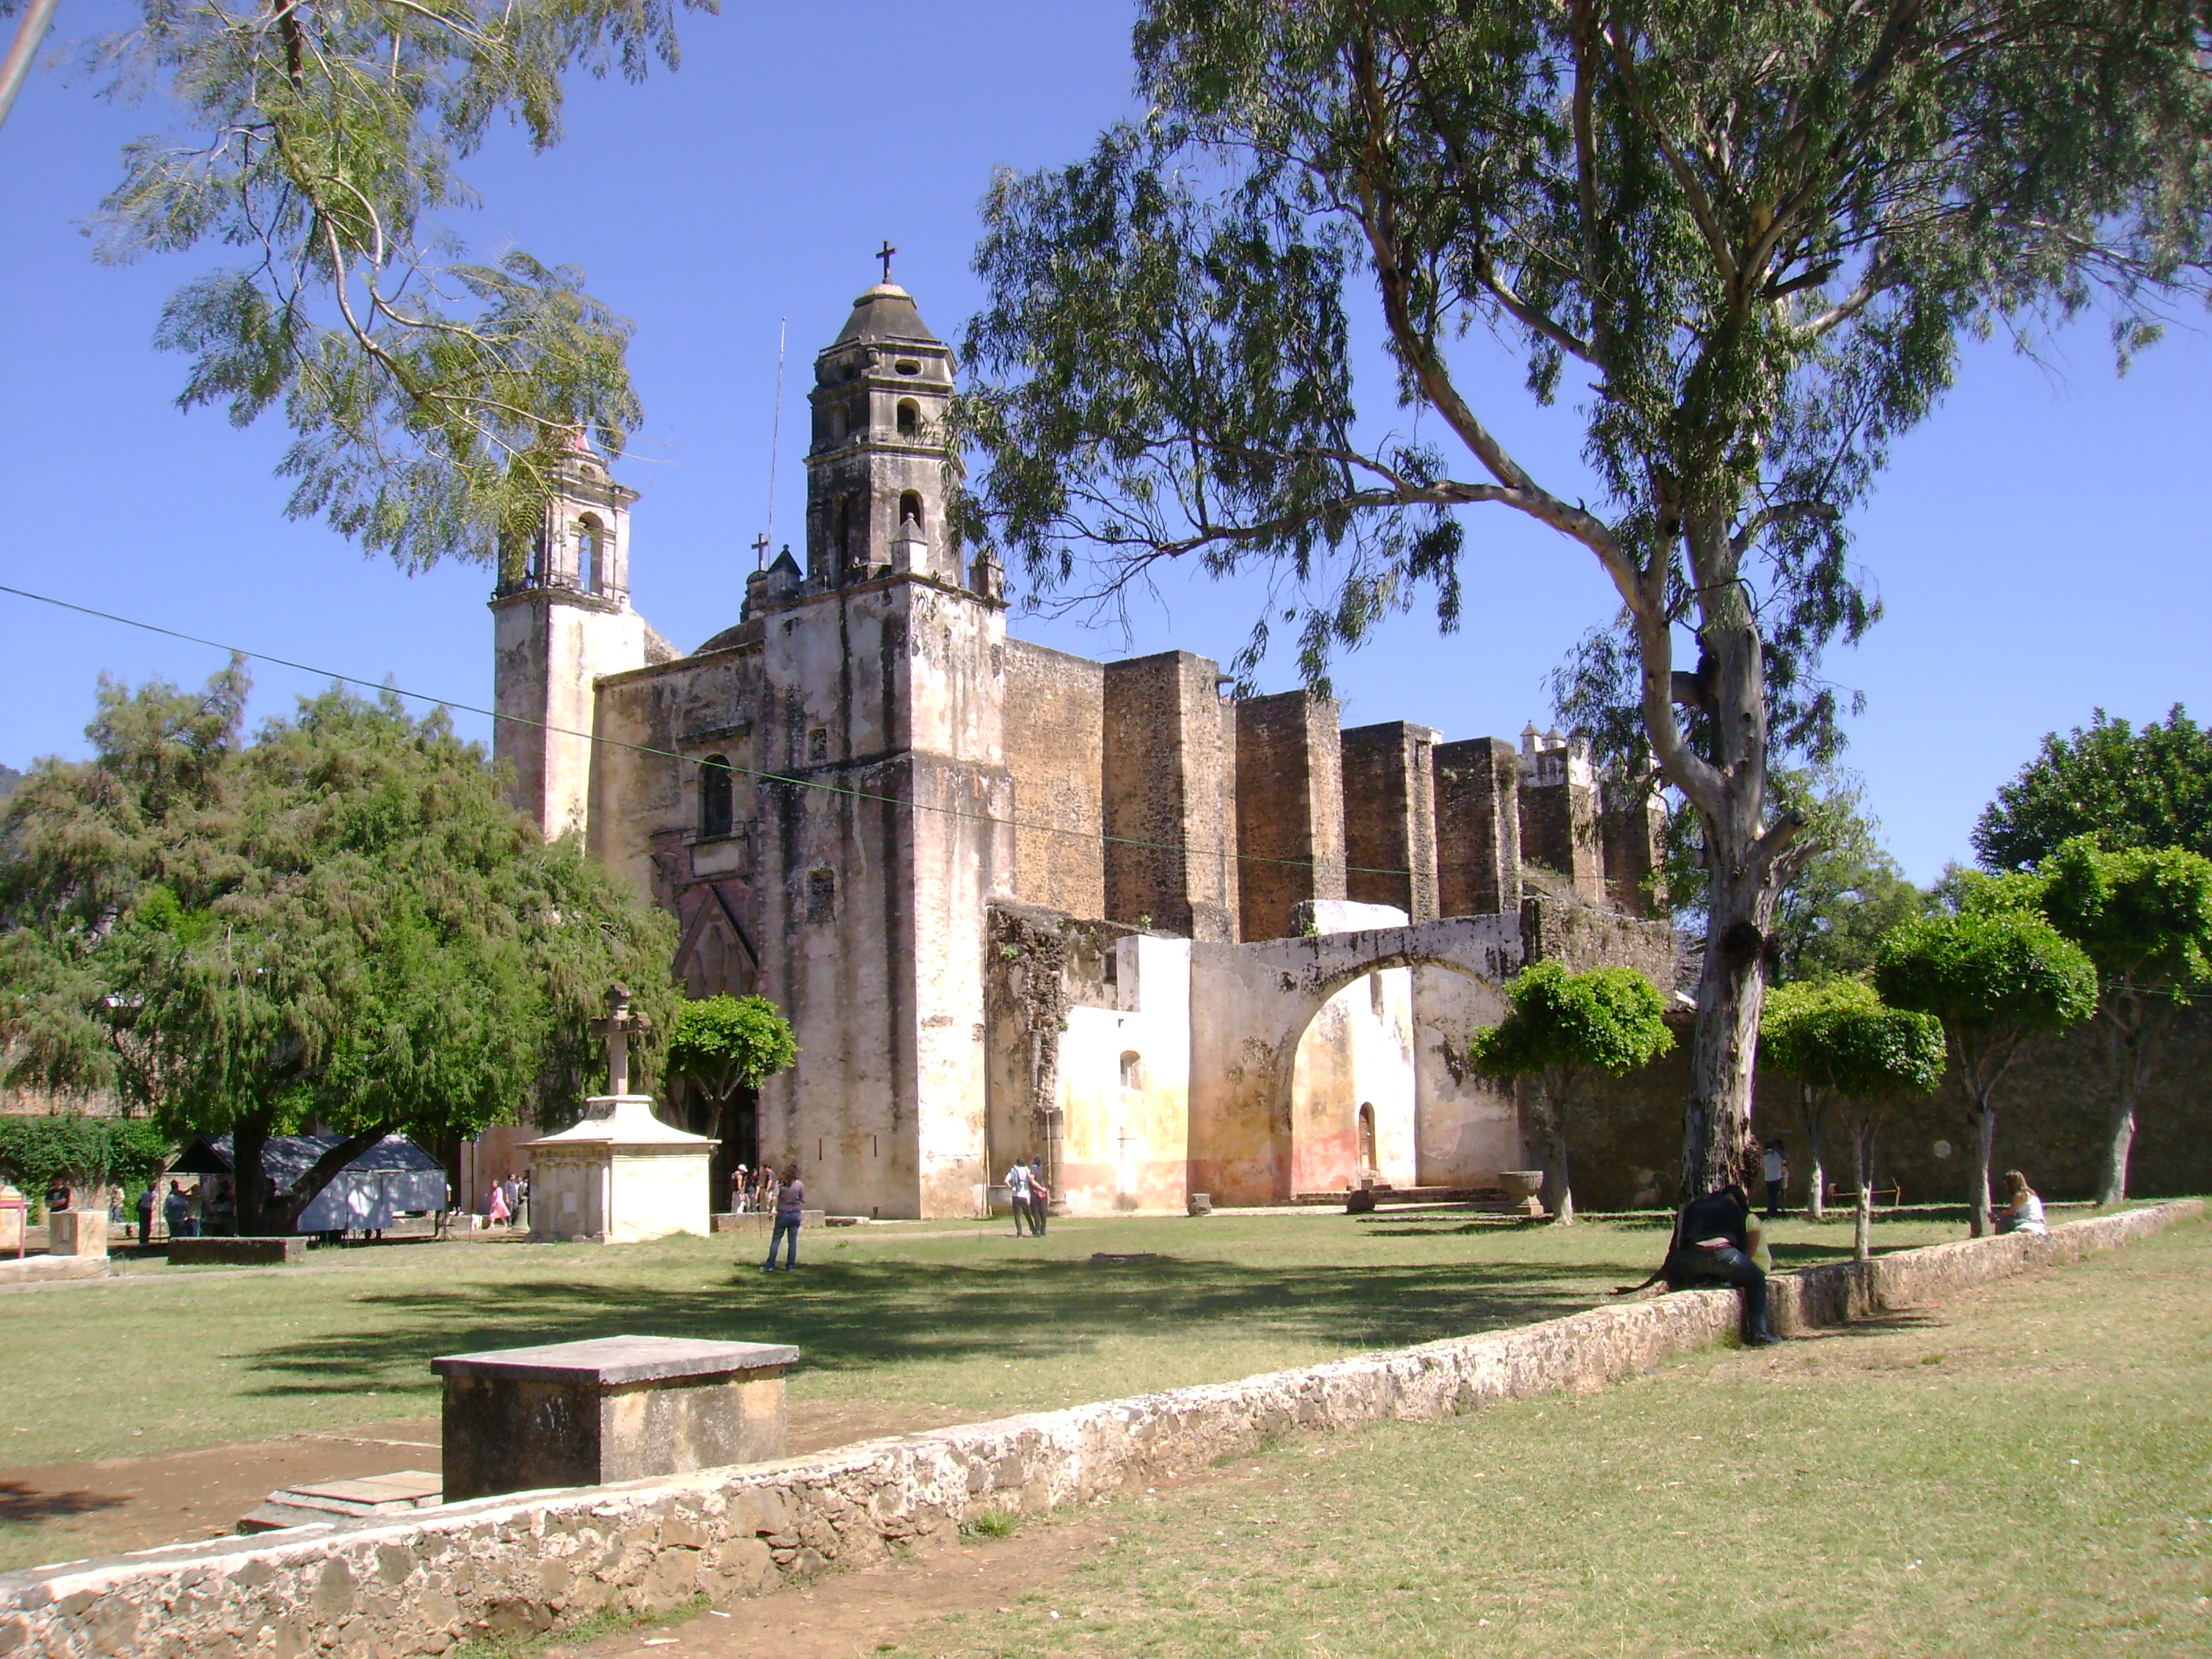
[238,1470,443,1533]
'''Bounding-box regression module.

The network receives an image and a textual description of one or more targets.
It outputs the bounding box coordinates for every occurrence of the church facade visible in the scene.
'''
[492,280,1674,1220]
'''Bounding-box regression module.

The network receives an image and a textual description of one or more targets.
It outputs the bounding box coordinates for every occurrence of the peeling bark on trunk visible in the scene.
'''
[1681,846,1783,1199]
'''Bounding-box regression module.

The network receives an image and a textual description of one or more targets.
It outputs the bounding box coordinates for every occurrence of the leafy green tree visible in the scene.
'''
[0,1115,172,1213]
[31,0,714,569]
[2037,836,2212,1207]
[1974,707,2212,871]
[1759,978,1943,1258]
[1757,979,1841,1221]
[664,994,798,1142]
[954,0,2212,1202]
[1874,909,2097,1237]
[1470,961,1672,1224]
[0,663,677,1233]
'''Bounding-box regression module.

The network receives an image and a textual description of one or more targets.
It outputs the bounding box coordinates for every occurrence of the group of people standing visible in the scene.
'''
[1005,1158,1051,1236]
[486,1172,529,1229]
[728,1163,782,1215]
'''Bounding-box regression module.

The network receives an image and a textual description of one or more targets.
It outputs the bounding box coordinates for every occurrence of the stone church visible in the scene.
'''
[492,277,1672,1220]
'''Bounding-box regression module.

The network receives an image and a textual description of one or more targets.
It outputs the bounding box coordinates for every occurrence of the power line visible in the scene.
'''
[0,580,1425,881]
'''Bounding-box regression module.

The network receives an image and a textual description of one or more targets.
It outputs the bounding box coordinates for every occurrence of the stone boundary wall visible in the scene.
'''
[4,1200,2197,1659]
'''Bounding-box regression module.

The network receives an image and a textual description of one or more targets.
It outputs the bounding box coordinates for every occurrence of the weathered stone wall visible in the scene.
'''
[1515,742,1606,905]
[1411,967,1518,1185]
[1288,968,1418,1193]
[9,1203,2192,1659]
[1340,722,1441,922]
[1233,691,1348,943]
[1002,640,1108,921]
[1101,653,1240,943]
[1433,738,1520,918]
[1575,999,2212,1212]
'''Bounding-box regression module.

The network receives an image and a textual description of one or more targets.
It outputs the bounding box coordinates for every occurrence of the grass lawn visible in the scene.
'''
[5,1206,1982,1474]
[886,1213,2212,1659]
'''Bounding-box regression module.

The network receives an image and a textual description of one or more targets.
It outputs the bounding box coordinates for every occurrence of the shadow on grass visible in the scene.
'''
[234,1253,1621,1400]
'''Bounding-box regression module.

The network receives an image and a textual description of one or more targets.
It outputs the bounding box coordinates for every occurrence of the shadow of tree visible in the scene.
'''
[236,1254,1623,1399]
[0,1481,130,1523]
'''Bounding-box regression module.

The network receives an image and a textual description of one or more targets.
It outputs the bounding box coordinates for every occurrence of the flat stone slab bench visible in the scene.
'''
[240,1470,442,1533]
[432,1335,798,1503]
[167,1236,308,1266]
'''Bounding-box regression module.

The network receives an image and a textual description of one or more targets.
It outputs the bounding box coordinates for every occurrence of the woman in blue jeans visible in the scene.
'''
[764,1163,804,1270]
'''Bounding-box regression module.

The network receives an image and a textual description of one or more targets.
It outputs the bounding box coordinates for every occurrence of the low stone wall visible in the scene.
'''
[0,1255,106,1287]
[3,1200,2196,1659]
[167,1239,308,1268]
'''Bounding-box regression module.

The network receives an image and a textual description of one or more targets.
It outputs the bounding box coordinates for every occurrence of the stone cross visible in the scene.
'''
[588,983,652,1097]
[877,240,897,284]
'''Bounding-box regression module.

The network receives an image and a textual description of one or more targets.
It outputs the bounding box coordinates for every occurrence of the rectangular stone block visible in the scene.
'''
[168,1236,307,1266]
[432,1335,798,1503]
[45,1210,107,1258]
[1340,720,1441,921]
[1234,690,1346,941]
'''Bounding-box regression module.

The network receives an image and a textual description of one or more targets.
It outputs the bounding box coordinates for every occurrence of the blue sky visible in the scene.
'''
[2,2,2207,884]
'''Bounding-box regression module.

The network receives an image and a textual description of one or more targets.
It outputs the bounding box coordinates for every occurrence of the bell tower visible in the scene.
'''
[802,273,962,587]
[489,432,650,841]
[751,269,1016,1218]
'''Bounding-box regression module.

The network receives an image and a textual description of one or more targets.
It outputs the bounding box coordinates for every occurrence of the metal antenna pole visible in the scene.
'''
[0,0,63,134]
[762,317,786,565]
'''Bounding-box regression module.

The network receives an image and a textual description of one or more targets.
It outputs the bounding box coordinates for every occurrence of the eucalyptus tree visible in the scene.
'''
[1874,904,2096,1236]
[33,0,713,569]
[2037,835,2212,1206]
[1470,959,1672,1223]
[954,0,2212,1199]
[0,665,677,1233]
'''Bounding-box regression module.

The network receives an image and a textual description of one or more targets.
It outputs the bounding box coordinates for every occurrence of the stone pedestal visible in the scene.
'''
[46,1210,108,1258]
[432,1335,797,1502]
[525,1095,714,1243]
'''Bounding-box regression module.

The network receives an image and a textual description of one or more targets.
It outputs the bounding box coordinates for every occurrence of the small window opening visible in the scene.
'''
[1119,1050,1144,1090]
[895,359,921,375]
[577,516,606,593]
[1102,950,1119,985]
[808,727,830,765]
[896,399,921,438]
[699,754,734,839]
[806,866,837,923]
[1358,1102,1378,1170]
[898,490,925,527]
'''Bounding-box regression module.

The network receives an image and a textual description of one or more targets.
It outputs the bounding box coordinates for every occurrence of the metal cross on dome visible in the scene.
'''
[877,240,897,284]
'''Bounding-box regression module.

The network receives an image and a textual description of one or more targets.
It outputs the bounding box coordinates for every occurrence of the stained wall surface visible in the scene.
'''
[1003,639,1107,918]
[1287,968,1418,1193]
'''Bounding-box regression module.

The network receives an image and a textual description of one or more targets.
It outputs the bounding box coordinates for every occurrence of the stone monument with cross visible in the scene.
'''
[523,984,715,1243]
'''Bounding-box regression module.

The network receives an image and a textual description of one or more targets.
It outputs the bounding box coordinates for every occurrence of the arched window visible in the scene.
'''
[898,490,925,528]
[699,755,734,839]
[896,398,921,438]
[577,516,606,593]
[1357,1102,1377,1170]
[1119,1051,1144,1090]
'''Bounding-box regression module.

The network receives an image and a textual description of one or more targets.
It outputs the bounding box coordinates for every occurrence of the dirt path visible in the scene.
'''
[0,1401,980,1568]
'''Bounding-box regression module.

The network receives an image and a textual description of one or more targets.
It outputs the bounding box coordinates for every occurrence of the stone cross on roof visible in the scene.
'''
[876,240,897,284]
[587,983,652,1097]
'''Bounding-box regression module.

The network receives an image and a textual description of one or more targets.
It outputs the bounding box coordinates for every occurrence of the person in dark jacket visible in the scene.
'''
[1665,1183,1779,1346]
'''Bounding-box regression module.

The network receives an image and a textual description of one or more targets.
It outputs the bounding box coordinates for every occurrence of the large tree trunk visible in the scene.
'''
[233,1108,275,1236]
[1680,848,1780,1199]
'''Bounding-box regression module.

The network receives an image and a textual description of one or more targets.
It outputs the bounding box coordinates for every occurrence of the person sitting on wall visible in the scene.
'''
[44,1180,70,1215]
[1994,1170,2049,1236]
[1660,1182,1780,1346]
